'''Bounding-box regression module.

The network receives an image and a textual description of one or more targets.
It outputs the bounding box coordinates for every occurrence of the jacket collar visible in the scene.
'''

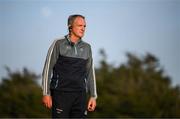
[65,35,82,45]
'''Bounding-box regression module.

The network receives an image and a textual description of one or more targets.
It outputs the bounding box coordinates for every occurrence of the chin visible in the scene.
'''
[78,35,84,38]
[81,34,85,37]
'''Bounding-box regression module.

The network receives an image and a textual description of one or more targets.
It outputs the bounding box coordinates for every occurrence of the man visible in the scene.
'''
[42,14,97,118]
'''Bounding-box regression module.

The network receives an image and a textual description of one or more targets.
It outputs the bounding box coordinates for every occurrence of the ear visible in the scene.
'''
[68,25,72,30]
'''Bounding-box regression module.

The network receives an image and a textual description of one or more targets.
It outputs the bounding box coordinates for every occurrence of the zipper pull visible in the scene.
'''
[74,45,78,55]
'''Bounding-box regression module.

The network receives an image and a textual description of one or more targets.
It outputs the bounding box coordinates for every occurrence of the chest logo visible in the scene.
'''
[80,48,83,52]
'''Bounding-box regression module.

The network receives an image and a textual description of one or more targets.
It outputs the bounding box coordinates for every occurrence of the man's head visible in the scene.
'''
[68,14,86,39]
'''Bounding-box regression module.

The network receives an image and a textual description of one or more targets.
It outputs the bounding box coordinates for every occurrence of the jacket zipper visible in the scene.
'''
[74,45,78,55]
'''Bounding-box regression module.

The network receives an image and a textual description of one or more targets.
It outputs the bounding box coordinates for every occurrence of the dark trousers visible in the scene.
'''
[51,90,87,118]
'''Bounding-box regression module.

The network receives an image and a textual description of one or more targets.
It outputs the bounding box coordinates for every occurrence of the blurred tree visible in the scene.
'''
[0,50,180,118]
[89,49,180,118]
[0,67,50,118]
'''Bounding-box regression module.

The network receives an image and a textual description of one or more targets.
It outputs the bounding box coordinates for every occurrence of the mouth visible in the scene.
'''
[80,32,84,35]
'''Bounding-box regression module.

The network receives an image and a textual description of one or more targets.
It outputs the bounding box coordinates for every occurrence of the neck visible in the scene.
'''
[69,33,80,43]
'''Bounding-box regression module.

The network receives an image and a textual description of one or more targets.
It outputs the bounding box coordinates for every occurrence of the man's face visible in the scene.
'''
[71,17,86,39]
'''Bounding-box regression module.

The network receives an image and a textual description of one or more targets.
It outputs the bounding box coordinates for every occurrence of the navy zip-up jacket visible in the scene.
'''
[42,35,97,99]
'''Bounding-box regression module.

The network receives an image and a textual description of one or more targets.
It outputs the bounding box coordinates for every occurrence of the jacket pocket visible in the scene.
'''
[84,78,88,92]
[50,75,60,89]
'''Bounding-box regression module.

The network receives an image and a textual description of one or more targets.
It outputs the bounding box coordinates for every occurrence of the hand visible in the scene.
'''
[87,97,96,111]
[42,95,52,109]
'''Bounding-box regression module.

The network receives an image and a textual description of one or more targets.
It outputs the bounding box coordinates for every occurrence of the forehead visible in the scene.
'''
[73,17,86,25]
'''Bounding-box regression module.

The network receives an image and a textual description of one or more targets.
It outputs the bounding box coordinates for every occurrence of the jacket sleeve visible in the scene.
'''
[42,40,59,95]
[86,45,97,99]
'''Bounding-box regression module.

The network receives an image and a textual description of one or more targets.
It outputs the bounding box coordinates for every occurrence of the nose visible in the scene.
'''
[82,26,85,31]
[82,26,84,30]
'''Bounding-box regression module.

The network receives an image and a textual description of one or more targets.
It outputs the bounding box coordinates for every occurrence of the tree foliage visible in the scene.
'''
[89,50,180,118]
[0,68,50,118]
[0,50,180,118]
